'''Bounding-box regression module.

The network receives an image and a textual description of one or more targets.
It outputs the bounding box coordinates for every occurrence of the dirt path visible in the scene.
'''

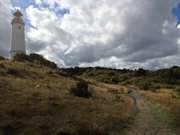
[123,89,176,135]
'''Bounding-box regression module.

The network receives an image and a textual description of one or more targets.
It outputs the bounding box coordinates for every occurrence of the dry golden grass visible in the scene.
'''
[0,60,135,135]
[141,89,179,105]
[141,88,180,133]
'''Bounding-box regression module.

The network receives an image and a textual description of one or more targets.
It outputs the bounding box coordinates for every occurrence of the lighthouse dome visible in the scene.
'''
[11,10,24,25]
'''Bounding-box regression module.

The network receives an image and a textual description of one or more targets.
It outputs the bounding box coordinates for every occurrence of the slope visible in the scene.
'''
[0,55,135,135]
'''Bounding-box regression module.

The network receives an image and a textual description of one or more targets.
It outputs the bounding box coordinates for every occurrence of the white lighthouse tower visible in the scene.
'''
[10,9,26,57]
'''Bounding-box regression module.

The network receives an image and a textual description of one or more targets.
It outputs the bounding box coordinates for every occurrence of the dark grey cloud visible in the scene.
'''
[27,39,47,53]
[59,0,180,69]
[120,0,180,62]
[0,1,11,57]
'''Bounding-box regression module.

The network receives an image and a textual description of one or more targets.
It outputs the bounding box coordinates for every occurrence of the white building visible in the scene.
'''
[10,10,26,57]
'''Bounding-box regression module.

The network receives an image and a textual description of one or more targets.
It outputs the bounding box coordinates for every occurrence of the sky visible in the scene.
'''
[0,0,180,70]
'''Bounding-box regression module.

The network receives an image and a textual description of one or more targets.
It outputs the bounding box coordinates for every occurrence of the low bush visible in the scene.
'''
[0,63,5,68]
[175,87,180,96]
[135,80,152,90]
[29,53,57,69]
[111,76,119,84]
[135,68,147,76]
[56,131,75,135]
[13,53,57,69]
[13,53,31,62]
[171,105,180,131]
[6,68,19,76]
[2,125,15,135]
[0,56,5,61]
[76,122,108,135]
[174,109,180,129]
[70,80,92,98]
[78,127,108,135]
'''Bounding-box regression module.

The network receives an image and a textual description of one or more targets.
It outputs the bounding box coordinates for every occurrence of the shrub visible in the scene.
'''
[135,68,147,76]
[77,122,108,135]
[29,53,57,69]
[56,131,75,135]
[159,66,180,84]
[70,80,92,98]
[0,63,5,68]
[111,76,119,84]
[117,76,129,83]
[6,68,19,76]
[78,127,108,135]
[13,53,57,69]
[2,125,15,135]
[135,80,152,90]
[171,105,180,130]
[175,87,180,96]
[13,53,31,62]
[0,64,6,76]
[0,56,5,61]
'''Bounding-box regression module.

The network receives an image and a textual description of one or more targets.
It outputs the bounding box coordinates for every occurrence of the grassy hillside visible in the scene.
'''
[62,66,180,134]
[0,54,135,135]
[62,66,180,91]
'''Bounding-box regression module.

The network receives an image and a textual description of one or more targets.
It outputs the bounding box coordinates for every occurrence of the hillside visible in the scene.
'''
[62,66,180,91]
[0,54,179,135]
[0,54,135,135]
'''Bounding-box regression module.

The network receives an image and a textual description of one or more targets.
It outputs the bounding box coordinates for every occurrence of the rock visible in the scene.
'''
[35,84,41,88]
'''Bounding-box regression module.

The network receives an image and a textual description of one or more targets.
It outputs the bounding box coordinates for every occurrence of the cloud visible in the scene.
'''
[25,0,180,69]
[0,0,180,69]
[26,5,74,65]
[0,1,12,57]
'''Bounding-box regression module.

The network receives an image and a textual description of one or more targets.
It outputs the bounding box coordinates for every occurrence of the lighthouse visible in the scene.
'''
[10,9,26,58]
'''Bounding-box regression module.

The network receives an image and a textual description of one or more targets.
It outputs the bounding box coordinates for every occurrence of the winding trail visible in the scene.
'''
[124,88,176,135]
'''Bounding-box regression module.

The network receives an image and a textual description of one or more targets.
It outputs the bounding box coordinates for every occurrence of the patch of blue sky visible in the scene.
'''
[11,0,34,9]
[11,0,70,29]
[36,2,70,17]
[172,3,180,27]
[11,0,70,17]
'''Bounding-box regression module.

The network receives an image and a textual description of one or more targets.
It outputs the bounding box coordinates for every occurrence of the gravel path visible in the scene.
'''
[124,89,176,135]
